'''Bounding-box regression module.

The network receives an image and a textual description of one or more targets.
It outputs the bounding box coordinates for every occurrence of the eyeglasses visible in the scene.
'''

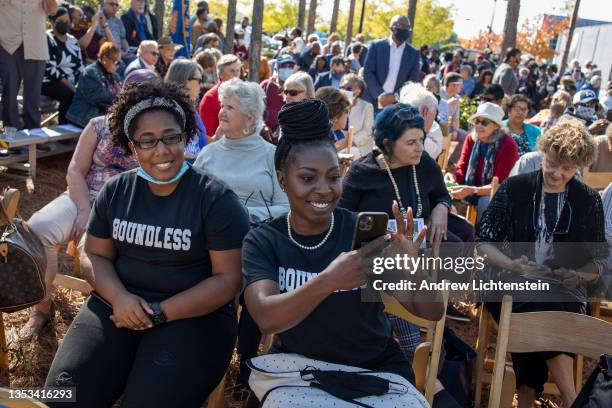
[105,58,120,66]
[474,118,492,126]
[131,133,184,149]
[148,51,160,56]
[283,89,304,96]
[189,76,203,83]
[340,86,355,92]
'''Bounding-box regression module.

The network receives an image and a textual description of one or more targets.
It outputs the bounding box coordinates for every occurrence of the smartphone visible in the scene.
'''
[351,212,389,250]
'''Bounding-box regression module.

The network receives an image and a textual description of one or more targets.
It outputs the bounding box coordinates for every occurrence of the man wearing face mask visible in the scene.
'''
[362,15,420,107]
[260,55,295,138]
[314,56,347,90]
[560,90,599,127]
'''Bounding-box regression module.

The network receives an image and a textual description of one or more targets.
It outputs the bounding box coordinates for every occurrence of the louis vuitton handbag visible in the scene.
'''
[0,188,47,313]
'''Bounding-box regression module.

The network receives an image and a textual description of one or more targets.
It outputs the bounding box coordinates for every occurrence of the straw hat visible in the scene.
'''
[468,102,504,128]
[158,36,183,50]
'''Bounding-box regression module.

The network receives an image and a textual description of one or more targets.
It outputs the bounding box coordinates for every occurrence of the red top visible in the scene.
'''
[454,133,519,186]
[199,82,221,138]
[260,79,285,133]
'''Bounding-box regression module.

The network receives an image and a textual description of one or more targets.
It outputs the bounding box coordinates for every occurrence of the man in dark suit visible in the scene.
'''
[121,0,158,47]
[314,56,346,90]
[363,15,420,106]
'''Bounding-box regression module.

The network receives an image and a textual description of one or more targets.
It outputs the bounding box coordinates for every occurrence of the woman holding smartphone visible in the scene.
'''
[242,99,443,405]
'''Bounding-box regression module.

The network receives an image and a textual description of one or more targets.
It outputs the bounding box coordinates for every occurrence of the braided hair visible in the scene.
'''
[274,99,336,172]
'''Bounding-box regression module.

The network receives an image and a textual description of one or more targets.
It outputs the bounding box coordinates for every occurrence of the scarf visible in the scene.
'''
[465,132,502,187]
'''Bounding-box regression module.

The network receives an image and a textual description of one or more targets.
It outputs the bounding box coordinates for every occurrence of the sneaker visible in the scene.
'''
[446,303,471,322]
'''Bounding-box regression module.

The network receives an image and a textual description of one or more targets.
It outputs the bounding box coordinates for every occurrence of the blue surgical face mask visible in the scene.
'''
[393,27,410,44]
[137,161,190,185]
[278,67,294,81]
[332,71,344,80]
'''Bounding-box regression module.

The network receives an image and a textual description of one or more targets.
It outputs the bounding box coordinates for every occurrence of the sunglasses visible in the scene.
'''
[480,96,496,103]
[474,118,492,126]
[283,89,304,96]
[131,133,183,149]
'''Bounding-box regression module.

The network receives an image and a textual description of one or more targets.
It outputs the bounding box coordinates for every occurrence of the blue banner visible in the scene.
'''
[169,0,190,57]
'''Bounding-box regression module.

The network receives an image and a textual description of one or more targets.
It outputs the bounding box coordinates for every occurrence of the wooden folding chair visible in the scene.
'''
[437,133,452,173]
[582,167,612,191]
[464,176,499,225]
[52,240,92,295]
[473,301,586,407]
[488,295,612,407]
[382,289,449,405]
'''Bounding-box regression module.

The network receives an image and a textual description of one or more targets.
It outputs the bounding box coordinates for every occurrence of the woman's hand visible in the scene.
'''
[382,202,427,264]
[320,236,387,291]
[428,204,448,244]
[450,185,476,200]
[69,208,91,242]
[553,267,582,289]
[509,255,550,275]
[110,291,154,330]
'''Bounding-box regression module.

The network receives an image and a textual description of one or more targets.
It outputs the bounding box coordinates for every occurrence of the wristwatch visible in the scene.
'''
[148,302,167,326]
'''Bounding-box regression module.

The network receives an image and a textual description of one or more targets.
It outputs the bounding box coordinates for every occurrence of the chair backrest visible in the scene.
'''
[0,188,20,227]
[488,295,612,407]
[382,289,449,405]
[437,134,452,172]
[582,167,612,191]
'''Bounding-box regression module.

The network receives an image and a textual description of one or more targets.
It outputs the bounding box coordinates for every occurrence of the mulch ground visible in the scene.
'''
[0,155,599,407]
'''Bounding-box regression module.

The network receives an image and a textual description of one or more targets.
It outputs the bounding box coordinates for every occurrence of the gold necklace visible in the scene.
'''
[378,152,423,218]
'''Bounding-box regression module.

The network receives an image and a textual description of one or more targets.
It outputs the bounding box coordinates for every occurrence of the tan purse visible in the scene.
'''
[0,188,47,313]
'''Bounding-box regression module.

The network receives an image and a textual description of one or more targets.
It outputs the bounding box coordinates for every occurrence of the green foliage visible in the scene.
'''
[262,0,298,35]
[459,97,479,131]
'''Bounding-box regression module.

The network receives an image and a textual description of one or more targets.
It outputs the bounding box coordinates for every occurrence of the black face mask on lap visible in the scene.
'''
[55,21,70,35]
[300,367,408,408]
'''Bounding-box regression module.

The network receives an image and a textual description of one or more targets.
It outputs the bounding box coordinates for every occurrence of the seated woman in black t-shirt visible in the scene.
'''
[242,99,444,405]
[45,81,250,408]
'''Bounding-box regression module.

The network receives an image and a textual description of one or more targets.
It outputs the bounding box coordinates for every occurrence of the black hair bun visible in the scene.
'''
[278,99,331,141]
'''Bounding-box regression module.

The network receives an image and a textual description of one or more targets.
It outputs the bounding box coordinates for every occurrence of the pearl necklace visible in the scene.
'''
[286,211,335,250]
[378,152,423,217]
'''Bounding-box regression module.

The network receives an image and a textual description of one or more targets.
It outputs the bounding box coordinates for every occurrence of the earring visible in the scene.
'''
[242,127,250,136]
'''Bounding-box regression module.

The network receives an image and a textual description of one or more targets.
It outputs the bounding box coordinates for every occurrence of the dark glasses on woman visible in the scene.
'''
[474,118,492,126]
[132,133,183,149]
[283,89,304,96]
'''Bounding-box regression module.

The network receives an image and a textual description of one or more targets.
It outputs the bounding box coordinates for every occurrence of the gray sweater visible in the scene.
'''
[193,133,289,221]
[492,63,518,96]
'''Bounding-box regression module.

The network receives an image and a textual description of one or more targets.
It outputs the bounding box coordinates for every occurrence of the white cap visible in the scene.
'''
[468,102,505,128]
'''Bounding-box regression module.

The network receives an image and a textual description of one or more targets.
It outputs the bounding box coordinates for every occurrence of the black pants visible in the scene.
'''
[237,296,263,384]
[45,296,237,408]
[41,80,74,124]
[0,44,45,129]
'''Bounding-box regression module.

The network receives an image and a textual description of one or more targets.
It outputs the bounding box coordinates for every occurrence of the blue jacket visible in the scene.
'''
[314,72,338,90]
[67,62,118,128]
[363,38,420,103]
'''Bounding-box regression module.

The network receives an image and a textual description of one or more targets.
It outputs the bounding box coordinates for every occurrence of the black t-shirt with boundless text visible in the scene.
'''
[242,207,393,368]
[87,167,250,312]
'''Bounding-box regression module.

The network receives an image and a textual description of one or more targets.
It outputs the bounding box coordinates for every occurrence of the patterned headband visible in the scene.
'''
[124,97,186,138]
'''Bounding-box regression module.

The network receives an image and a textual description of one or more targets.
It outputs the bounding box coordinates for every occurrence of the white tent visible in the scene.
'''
[554,23,612,81]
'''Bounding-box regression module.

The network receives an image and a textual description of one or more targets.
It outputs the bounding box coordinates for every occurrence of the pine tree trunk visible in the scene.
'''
[345,0,357,46]
[225,0,237,55]
[560,0,581,75]
[501,0,521,52]
[307,0,317,36]
[248,0,264,82]
[297,0,307,31]
[330,0,340,33]
[154,0,165,38]
[407,0,417,39]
